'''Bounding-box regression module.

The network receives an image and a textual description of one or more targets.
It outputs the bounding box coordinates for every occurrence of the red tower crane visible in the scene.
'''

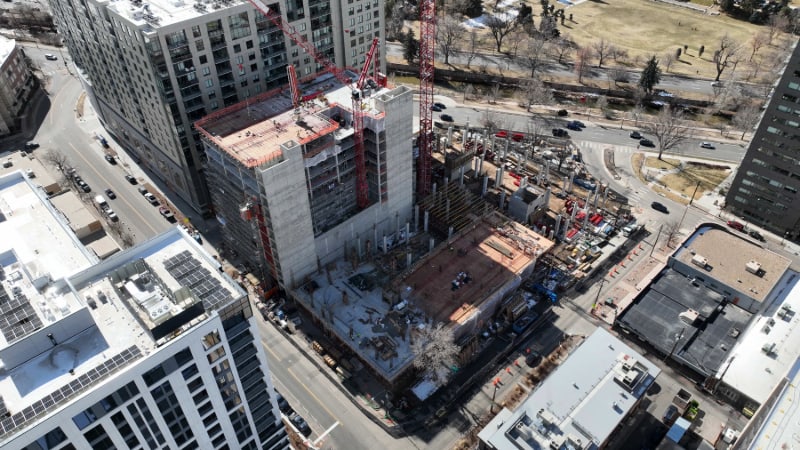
[417,0,436,198]
[247,0,377,208]
[287,65,300,108]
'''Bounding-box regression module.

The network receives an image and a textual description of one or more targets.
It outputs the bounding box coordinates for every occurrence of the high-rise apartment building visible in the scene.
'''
[0,37,36,137]
[0,171,288,450]
[195,76,413,289]
[47,0,384,214]
[726,43,800,241]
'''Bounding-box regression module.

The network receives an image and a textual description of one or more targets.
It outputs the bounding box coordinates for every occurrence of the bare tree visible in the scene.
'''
[436,16,466,65]
[713,35,740,82]
[607,67,630,87]
[592,38,611,68]
[664,220,682,248]
[42,150,71,175]
[465,31,479,69]
[609,46,628,63]
[748,32,768,62]
[411,322,459,385]
[631,104,645,127]
[643,105,693,160]
[517,77,553,111]
[595,95,610,118]
[485,10,520,53]
[767,15,789,45]
[733,103,763,140]
[386,1,406,41]
[662,52,675,73]
[574,46,591,83]
[482,108,506,133]
[550,36,573,65]
[519,35,548,77]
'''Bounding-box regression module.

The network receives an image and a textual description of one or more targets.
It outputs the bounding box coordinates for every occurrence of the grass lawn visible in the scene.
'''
[659,162,731,200]
[644,157,681,170]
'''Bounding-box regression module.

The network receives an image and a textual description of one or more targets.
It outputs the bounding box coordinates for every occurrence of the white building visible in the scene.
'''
[0,172,288,449]
[47,0,385,214]
[478,328,660,450]
[0,37,35,137]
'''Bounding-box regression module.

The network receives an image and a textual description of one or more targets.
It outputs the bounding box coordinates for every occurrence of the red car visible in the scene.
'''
[726,220,745,232]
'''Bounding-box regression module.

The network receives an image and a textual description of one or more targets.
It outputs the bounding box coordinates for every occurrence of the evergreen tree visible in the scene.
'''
[639,56,662,94]
[403,30,419,64]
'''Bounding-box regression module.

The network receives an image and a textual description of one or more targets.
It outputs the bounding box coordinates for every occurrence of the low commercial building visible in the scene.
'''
[478,328,660,449]
[0,37,35,137]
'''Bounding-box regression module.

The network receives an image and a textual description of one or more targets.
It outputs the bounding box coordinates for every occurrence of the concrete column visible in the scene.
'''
[448,226,454,242]
[554,214,562,237]
[383,235,388,254]
[459,166,465,186]
[583,207,590,228]
[495,167,502,188]
[447,126,453,144]
[593,188,600,209]
[568,171,575,191]
[603,186,609,208]
[429,237,435,253]
[407,252,412,268]
[479,144,486,174]
[549,229,555,240]
[482,175,489,196]
[562,176,569,194]
[445,198,451,223]
[463,126,469,147]
[473,156,479,173]
[544,187,551,208]
[499,191,506,210]
[570,206,578,220]
[373,225,378,255]
[520,176,527,189]
[424,210,429,232]
[432,182,437,195]
[444,177,449,193]
[405,223,410,244]
[414,205,419,232]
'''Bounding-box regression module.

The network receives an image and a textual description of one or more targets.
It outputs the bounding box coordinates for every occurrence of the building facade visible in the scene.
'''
[46,0,384,214]
[726,43,800,240]
[0,37,35,137]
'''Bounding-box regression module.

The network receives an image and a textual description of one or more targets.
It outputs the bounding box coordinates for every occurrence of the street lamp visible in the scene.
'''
[490,384,499,413]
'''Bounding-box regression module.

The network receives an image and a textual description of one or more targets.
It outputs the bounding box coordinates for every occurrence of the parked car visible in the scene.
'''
[76,179,91,193]
[557,109,569,116]
[433,102,446,109]
[552,128,569,137]
[651,201,668,213]
[104,188,116,199]
[159,206,176,222]
[749,230,766,241]
[138,186,148,195]
[495,130,507,138]
[629,131,642,139]
[105,209,118,221]
[440,114,453,122]
[275,393,292,413]
[290,413,312,436]
[24,142,39,151]
[144,193,159,205]
[104,154,116,164]
[566,121,582,131]
[125,174,138,184]
[663,405,679,424]
[700,142,715,149]
[430,104,442,112]
[571,120,586,128]
[639,138,655,147]
[44,54,57,61]
[727,220,745,232]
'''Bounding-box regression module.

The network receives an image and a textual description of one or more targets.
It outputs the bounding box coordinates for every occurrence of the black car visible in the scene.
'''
[749,230,766,241]
[104,154,116,164]
[433,102,446,109]
[24,142,39,151]
[651,201,668,213]
[276,393,291,413]
[125,174,138,184]
[566,121,581,131]
[629,131,642,139]
[552,128,569,137]
[571,120,586,128]
[440,114,453,122]
[430,105,442,112]
[291,414,311,436]
[78,181,91,193]
[104,188,116,199]
[639,138,655,147]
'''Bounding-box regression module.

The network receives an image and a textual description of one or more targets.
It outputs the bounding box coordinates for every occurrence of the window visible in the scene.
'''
[203,331,221,349]
[199,55,207,64]
[192,25,202,38]
[234,44,242,53]
[195,40,205,51]
[206,79,214,87]
[203,67,211,76]
[246,40,254,49]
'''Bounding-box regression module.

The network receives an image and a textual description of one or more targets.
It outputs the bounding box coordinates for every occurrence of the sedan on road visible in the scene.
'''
[159,206,176,222]
[749,230,766,241]
[700,142,715,149]
[440,114,453,122]
[125,174,137,184]
[629,131,642,139]
[651,201,669,213]
[727,220,745,232]
[639,138,655,147]
[104,154,116,164]
[552,128,569,137]
[433,102,447,109]
[566,121,582,131]
[104,188,116,199]
[44,54,58,61]
[430,105,442,112]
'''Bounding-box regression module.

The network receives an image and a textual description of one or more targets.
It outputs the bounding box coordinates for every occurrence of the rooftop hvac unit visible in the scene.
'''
[745,260,762,275]
[549,436,566,450]
[516,422,533,440]
[762,342,777,355]
[691,254,708,268]
[567,434,584,449]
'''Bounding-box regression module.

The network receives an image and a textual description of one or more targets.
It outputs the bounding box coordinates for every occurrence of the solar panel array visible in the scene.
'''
[0,345,142,439]
[0,285,43,344]
[164,250,233,310]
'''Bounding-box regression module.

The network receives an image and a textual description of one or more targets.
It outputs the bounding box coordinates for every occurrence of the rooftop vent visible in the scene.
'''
[679,309,699,326]
[691,254,708,269]
[745,260,762,275]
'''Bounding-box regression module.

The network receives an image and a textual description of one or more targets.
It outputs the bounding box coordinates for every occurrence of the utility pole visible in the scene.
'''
[651,224,664,257]
[593,277,607,309]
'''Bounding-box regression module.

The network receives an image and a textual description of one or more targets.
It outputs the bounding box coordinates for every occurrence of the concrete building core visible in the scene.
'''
[291,212,553,387]
[197,75,413,288]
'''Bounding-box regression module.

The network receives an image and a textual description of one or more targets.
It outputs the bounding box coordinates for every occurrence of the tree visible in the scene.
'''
[643,105,693,160]
[748,32,768,61]
[733,103,763,139]
[607,67,630,86]
[539,14,560,39]
[767,15,789,44]
[664,220,682,249]
[639,56,662,94]
[518,77,553,111]
[42,150,71,175]
[411,322,459,385]
[385,0,405,41]
[436,16,465,65]
[595,95,610,118]
[402,30,419,64]
[609,46,628,63]
[519,35,548,77]
[713,35,740,82]
[574,46,591,83]
[592,38,611,68]
[631,104,645,127]
[720,0,735,13]
[549,36,573,64]
[698,45,705,57]
[465,31,479,69]
[486,11,520,52]
[663,52,675,73]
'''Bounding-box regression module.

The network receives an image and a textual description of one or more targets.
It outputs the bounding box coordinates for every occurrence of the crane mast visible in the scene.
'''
[417,0,435,198]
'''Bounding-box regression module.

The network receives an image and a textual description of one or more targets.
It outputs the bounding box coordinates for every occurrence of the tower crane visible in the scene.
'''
[247,0,381,208]
[417,0,436,198]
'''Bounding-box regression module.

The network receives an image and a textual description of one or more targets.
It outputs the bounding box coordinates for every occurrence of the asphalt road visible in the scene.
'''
[22,46,173,245]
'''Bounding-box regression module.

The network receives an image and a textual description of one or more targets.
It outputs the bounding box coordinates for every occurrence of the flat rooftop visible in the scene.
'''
[0,228,244,443]
[391,214,553,325]
[0,172,94,286]
[109,0,245,28]
[196,73,392,168]
[718,269,800,405]
[618,269,752,377]
[479,328,661,450]
[674,227,790,303]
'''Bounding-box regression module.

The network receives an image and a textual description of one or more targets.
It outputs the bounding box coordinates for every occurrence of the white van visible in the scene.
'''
[94,195,107,207]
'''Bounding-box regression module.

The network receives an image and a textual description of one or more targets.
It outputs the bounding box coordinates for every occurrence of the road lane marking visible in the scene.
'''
[67,142,159,234]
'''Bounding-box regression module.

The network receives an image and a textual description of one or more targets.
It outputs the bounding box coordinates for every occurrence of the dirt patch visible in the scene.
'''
[659,162,730,200]
[631,152,645,182]
[644,157,681,170]
[651,184,690,205]
[76,92,86,118]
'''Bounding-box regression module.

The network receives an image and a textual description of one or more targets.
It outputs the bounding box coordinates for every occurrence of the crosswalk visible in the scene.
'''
[574,140,639,155]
